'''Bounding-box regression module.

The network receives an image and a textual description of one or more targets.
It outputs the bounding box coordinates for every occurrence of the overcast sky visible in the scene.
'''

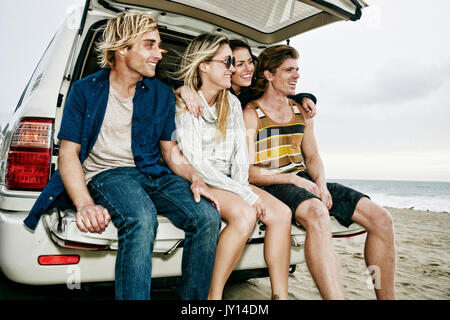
[1,0,449,182]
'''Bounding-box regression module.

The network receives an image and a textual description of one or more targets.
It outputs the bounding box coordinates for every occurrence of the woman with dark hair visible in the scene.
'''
[177,38,317,118]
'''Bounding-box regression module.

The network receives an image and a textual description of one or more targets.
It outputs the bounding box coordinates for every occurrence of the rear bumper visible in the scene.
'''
[0,210,306,285]
[0,211,116,285]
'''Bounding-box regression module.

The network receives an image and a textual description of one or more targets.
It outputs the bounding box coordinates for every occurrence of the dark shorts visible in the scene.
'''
[262,171,369,228]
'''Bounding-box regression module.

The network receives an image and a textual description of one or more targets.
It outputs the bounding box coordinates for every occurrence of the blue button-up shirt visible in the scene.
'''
[24,68,176,230]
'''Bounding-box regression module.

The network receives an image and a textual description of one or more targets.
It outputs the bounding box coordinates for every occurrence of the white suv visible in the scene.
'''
[0,0,367,287]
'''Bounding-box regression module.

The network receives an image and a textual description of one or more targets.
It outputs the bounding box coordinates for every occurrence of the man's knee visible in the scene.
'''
[376,206,393,228]
[295,198,330,231]
[190,199,221,234]
[264,203,291,227]
[362,202,394,234]
[123,212,158,240]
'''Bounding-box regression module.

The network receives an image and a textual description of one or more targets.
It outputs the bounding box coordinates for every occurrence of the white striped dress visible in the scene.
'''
[175,90,259,205]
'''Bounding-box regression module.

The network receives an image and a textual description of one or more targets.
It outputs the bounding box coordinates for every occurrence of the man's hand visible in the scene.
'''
[290,174,321,198]
[76,204,111,233]
[159,140,220,212]
[190,178,221,212]
[317,183,333,210]
[300,97,316,119]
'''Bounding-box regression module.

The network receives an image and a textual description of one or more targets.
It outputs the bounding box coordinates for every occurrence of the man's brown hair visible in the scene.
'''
[253,45,299,94]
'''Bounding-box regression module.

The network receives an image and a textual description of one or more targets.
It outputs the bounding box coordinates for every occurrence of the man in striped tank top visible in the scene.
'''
[242,45,396,300]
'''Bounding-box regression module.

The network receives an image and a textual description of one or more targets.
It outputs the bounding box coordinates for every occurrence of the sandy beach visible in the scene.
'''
[223,207,450,300]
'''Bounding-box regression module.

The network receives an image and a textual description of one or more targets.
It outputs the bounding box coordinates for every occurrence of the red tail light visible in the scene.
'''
[38,255,80,265]
[5,118,53,190]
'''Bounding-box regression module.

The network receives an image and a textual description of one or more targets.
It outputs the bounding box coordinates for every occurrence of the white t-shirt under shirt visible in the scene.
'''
[82,85,135,184]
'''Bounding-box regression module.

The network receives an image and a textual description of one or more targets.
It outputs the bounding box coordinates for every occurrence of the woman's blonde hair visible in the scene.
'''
[253,45,299,95]
[96,12,158,68]
[176,33,231,142]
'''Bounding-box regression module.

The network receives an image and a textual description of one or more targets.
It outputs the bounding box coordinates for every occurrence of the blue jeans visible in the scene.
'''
[87,167,221,300]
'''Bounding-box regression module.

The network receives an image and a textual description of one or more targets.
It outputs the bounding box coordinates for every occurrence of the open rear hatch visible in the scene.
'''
[90,0,368,44]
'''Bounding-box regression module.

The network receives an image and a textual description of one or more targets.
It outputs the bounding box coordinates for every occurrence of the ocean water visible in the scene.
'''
[328,179,450,213]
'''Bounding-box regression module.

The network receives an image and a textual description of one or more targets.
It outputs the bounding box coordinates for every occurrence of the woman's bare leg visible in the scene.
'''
[207,188,257,300]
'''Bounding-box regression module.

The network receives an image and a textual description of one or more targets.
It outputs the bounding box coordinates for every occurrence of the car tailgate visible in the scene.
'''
[49,208,365,251]
[90,0,368,44]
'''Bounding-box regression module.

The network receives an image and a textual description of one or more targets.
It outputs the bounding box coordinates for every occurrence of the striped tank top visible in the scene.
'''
[249,99,307,174]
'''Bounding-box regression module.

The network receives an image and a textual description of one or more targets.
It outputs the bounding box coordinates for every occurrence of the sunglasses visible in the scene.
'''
[209,56,235,69]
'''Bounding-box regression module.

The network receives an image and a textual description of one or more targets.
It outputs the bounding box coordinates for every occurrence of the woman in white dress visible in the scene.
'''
[174,33,292,300]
